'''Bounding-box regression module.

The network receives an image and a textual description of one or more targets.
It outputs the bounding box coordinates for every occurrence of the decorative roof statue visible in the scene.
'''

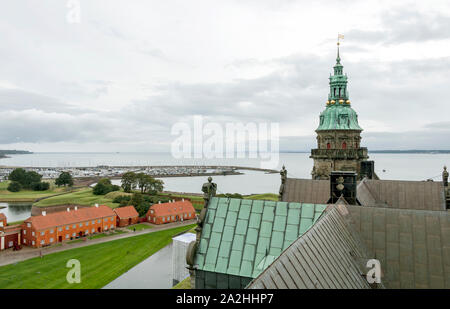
[443,166,448,187]
[201,176,217,206]
[336,176,345,192]
[280,165,287,184]
[188,176,219,281]
[279,165,288,200]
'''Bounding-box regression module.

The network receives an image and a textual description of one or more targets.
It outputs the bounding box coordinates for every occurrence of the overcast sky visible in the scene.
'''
[0,0,449,152]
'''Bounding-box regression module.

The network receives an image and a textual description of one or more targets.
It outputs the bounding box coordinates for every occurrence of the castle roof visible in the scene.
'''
[357,178,446,211]
[194,197,327,286]
[247,204,378,289]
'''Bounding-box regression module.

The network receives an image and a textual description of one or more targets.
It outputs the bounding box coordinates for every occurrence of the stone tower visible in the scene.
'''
[310,42,368,180]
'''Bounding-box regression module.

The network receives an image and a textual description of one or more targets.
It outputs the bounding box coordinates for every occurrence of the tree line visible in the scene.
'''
[7,168,74,192]
[120,172,164,194]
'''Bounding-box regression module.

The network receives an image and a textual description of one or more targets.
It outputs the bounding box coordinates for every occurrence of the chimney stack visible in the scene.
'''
[329,171,358,205]
[67,208,70,212]
[182,198,184,202]
[75,206,78,211]
[42,211,46,216]
[95,203,99,208]
[360,161,375,180]
[443,166,448,187]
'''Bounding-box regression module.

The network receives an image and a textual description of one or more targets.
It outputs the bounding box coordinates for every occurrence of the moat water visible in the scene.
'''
[0,202,32,222]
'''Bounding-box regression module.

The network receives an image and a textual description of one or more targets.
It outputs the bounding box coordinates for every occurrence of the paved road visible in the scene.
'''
[0,220,196,267]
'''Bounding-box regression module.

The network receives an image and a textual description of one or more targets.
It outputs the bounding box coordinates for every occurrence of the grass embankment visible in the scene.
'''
[6,220,24,226]
[173,276,191,289]
[33,188,119,208]
[0,180,79,202]
[244,193,279,201]
[67,230,126,243]
[0,224,195,289]
[126,224,152,231]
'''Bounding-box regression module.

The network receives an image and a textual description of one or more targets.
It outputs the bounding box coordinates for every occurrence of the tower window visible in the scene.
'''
[327,143,331,149]
[342,142,347,149]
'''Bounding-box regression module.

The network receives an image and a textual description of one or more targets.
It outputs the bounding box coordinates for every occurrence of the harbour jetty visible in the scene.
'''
[0,165,278,180]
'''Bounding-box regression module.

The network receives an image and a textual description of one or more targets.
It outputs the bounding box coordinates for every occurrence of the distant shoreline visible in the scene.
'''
[1,150,449,157]
[0,150,33,159]
[281,150,450,154]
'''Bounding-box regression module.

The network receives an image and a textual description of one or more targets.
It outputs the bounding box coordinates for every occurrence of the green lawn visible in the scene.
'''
[126,224,152,231]
[0,180,77,202]
[172,276,191,289]
[6,220,25,226]
[244,193,279,201]
[0,224,195,289]
[88,230,126,239]
[33,188,119,208]
[157,192,279,213]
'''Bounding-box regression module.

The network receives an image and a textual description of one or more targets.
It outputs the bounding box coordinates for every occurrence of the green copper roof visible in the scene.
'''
[317,104,362,131]
[194,197,327,279]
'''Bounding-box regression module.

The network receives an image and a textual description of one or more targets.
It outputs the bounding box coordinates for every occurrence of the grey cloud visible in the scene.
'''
[363,130,450,150]
[0,88,82,114]
[423,121,450,130]
[346,8,450,44]
[0,110,112,143]
[121,52,450,151]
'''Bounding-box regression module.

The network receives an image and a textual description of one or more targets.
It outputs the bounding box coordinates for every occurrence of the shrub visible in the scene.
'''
[31,182,50,191]
[217,193,243,199]
[92,178,120,195]
[93,183,109,195]
[8,168,42,189]
[55,172,73,187]
[113,195,131,204]
[7,181,22,192]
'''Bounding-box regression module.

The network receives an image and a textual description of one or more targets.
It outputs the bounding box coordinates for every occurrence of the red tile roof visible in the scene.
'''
[24,205,115,231]
[0,213,6,220]
[113,206,139,219]
[4,225,22,234]
[147,201,195,217]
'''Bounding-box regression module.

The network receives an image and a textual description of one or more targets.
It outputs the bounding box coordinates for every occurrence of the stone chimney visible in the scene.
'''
[329,171,358,205]
[360,161,375,180]
[444,166,449,210]
[443,166,448,187]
